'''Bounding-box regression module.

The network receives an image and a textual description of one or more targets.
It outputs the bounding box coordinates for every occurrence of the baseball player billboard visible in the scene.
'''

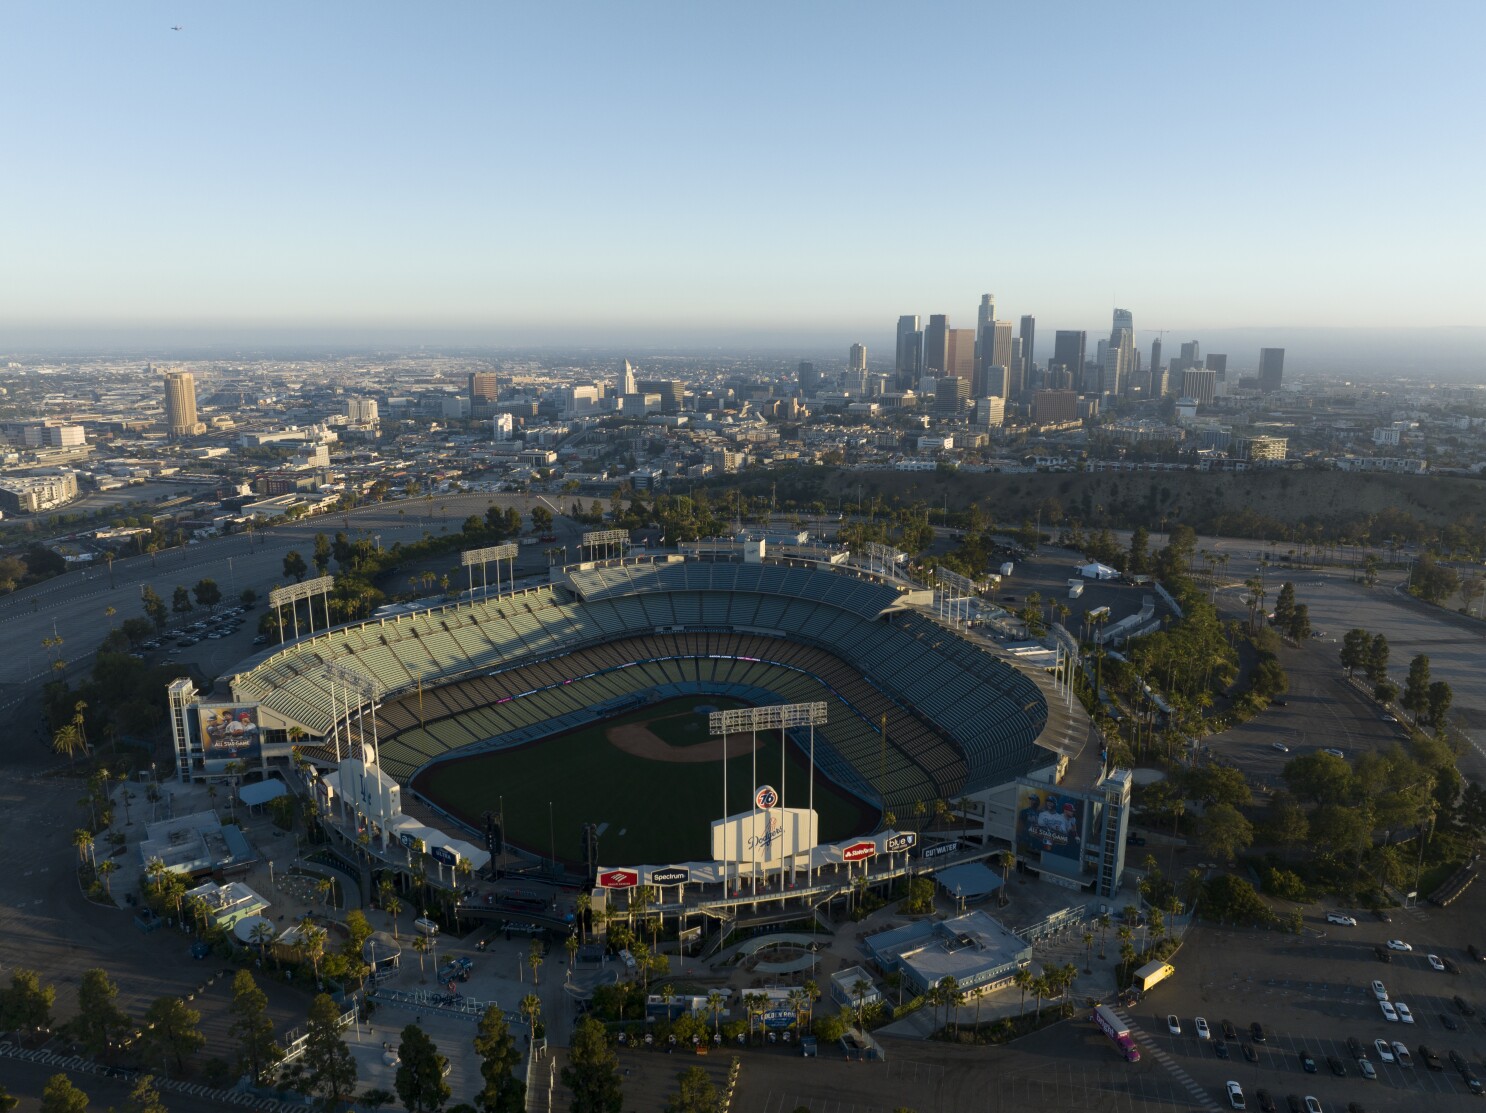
[1015,783,1095,869]
[198,704,263,767]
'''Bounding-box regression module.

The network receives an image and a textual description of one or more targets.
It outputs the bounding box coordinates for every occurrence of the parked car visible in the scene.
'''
[1449,1050,1468,1072]
[1227,1082,1246,1110]
[1396,1002,1414,1024]
[1303,1099,1321,1113]
[1441,1013,1459,1030]
[1251,1022,1267,1043]
[1298,1049,1317,1073]
[1379,1001,1399,1022]
[1196,1017,1212,1040]
[1373,1040,1395,1063]
[1469,943,1484,962]
[1243,1043,1259,1063]
[1427,954,1446,971]
[1456,995,1477,1016]
[1167,1015,1182,1036]
[1374,945,1390,963]
[1356,1059,1376,1080]
[1418,1045,1443,1071]
[1346,1036,1363,1057]
[1215,1041,1230,1059]
[1392,1043,1413,1067]
[1326,912,1357,926]
[1256,1090,1276,1113]
[1371,980,1389,1001]
[1327,1056,1346,1077]
[1222,1020,1238,1040]
[1387,939,1412,952]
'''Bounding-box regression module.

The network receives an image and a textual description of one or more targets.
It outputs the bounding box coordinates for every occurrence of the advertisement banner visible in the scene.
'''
[884,832,918,854]
[1015,784,1085,865]
[649,867,690,886]
[198,704,263,765]
[597,868,639,889]
[841,840,877,862]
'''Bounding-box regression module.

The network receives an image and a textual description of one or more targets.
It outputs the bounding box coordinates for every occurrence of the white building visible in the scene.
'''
[346,398,380,424]
[493,413,514,442]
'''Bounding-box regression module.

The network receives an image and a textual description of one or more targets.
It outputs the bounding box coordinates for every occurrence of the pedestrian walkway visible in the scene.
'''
[1119,1009,1222,1111]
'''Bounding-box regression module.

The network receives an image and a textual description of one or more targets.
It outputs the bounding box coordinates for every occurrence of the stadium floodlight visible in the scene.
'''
[709,702,828,892]
[461,542,519,599]
[864,541,898,578]
[268,575,335,643]
[320,660,379,765]
[933,566,976,630]
[580,529,629,561]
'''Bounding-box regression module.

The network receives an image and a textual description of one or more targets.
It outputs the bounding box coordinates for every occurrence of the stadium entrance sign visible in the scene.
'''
[884,832,918,854]
[842,840,877,862]
[649,867,690,886]
[597,868,639,889]
[919,840,960,859]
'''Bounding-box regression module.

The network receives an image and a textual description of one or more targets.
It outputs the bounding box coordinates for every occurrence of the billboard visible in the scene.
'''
[597,868,639,889]
[649,867,690,886]
[884,832,918,854]
[841,840,877,862]
[198,704,263,765]
[1015,782,1102,878]
[710,806,818,867]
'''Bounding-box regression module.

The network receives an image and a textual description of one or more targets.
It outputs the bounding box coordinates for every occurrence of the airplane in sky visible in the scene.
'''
[170,25,183,31]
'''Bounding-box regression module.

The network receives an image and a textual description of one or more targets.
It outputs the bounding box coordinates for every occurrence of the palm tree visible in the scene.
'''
[300,919,327,982]
[528,939,544,986]
[519,993,542,1040]
[384,894,402,940]
[73,828,96,868]
[1082,929,1095,973]
[412,934,431,980]
[1013,968,1033,1018]
[52,722,85,766]
[801,980,820,1030]
[97,859,118,897]
[565,932,579,971]
[250,920,276,966]
[316,877,334,910]
[706,990,725,1036]
[1031,973,1051,1022]
[575,892,591,942]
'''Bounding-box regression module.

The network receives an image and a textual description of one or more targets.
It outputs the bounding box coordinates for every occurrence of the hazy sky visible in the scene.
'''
[3,1,1484,347]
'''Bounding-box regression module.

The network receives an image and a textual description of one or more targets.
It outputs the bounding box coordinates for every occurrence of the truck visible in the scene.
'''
[1131,960,1174,994]
[1093,1004,1141,1062]
[999,561,1015,577]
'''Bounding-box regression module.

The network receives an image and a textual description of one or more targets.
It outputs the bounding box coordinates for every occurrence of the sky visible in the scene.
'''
[3,1,1485,357]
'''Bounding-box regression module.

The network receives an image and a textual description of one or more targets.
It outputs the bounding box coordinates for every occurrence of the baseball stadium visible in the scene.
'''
[170,553,1122,916]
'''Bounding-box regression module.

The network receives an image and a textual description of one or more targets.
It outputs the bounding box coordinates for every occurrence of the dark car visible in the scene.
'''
[1243,1043,1259,1063]
[1251,1022,1267,1043]
[1470,943,1484,962]
[1346,1036,1363,1057]
[1374,945,1391,963]
[1455,995,1475,1016]
[1450,1050,1468,1072]
[1223,1020,1238,1040]
[1215,1041,1230,1059]
[1286,1096,1303,1113]
[1418,1045,1443,1071]
[1327,1056,1346,1077]
[1443,956,1460,974]
[1299,1049,1317,1073]
[1374,908,1392,922]
[1126,833,1147,846]
[1273,697,1288,706]
[1256,1091,1276,1113]
[1464,1071,1484,1095]
[1441,1013,1459,1030]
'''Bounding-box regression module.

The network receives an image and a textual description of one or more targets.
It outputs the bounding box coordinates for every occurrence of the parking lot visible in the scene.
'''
[1131,884,1486,1110]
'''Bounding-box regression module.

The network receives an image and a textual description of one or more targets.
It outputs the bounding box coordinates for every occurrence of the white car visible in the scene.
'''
[1386,939,1412,952]
[1371,980,1389,1001]
[1167,1014,1182,1036]
[1427,953,1445,971]
[1357,1058,1376,1080]
[1380,1000,1399,1022]
[1271,741,1290,753]
[1196,1017,1211,1040]
[1374,1039,1395,1063]
[1393,1042,1413,1066]
[1326,912,1357,926]
[1304,1098,1321,1113]
[1226,1081,1246,1110]
[1396,1002,1414,1024]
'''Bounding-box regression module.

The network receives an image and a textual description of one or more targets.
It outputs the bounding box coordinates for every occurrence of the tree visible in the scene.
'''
[1187,764,1253,809]
[395,1024,451,1113]
[39,1074,89,1113]
[0,967,55,1041]
[65,968,131,1058]
[473,1004,525,1113]
[1272,582,1296,632]
[193,578,222,612]
[1128,526,1150,575]
[313,533,332,575]
[1340,628,1371,676]
[1427,680,1453,734]
[1402,654,1432,723]
[122,1074,168,1113]
[304,993,358,1109]
[530,506,553,532]
[142,996,205,1075]
[561,1016,624,1113]
[662,1066,719,1113]
[283,550,309,583]
[140,585,169,631]
[1367,633,1390,684]
[1288,603,1311,642]
[171,585,193,617]
[122,616,155,645]
[229,970,282,1083]
[1283,751,1354,806]
[1198,803,1254,863]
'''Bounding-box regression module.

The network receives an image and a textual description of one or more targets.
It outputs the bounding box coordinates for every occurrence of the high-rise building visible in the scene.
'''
[637,379,684,413]
[894,315,922,388]
[1150,337,1163,373]
[1204,354,1228,380]
[1106,309,1135,395]
[1018,315,1035,377]
[469,372,500,416]
[1031,390,1079,424]
[848,342,867,372]
[796,361,820,396]
[164,370,200,438]
[980,365,1009,399]
[1181,368,1217,406]
[977,294,996,335]
[976,320,1013,389]
[944,329,976,381]
[346,398,380,424]
[974,396,1005,427]
[1258,348,1285,393]
[933,375,969,414]
[923,315,950,374]
[1180,340,1200,367]
[1052,331,1087,392]
[621,360,637,395]
[1008,337,1024,400]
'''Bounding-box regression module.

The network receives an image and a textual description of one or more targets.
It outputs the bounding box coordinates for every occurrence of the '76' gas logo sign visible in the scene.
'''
[754,784,779,810]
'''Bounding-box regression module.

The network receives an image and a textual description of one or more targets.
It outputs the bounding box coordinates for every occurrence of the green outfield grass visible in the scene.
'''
[412,696,880,865]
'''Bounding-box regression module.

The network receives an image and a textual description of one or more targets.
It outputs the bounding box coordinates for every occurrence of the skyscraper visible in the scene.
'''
[797,361,820,396]
[977,294,996,334]
[1008,337,1024,400]
[895,315,922,389]
[1150,337,1163,373]
[923,315,950,374]
[621,359,637,395]
[1106,309,1135,395]
[1018,315,1036,377]
[1180,340,1201,367]
[944,329,976,381]
[164,370,200,438]
[848,342,867,372]
[1052,331,1087,392]
[1258,348,1285,393]
[469,371,501,416]
[1204,353,1227,380]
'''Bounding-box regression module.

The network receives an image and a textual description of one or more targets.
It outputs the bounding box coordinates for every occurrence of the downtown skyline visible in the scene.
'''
[2,1,1485,354]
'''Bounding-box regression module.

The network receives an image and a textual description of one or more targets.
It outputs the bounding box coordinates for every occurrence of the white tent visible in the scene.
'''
[1078,562,1119,580]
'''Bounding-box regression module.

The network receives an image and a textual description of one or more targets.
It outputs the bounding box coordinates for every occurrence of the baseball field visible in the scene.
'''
[412,695,881,865]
